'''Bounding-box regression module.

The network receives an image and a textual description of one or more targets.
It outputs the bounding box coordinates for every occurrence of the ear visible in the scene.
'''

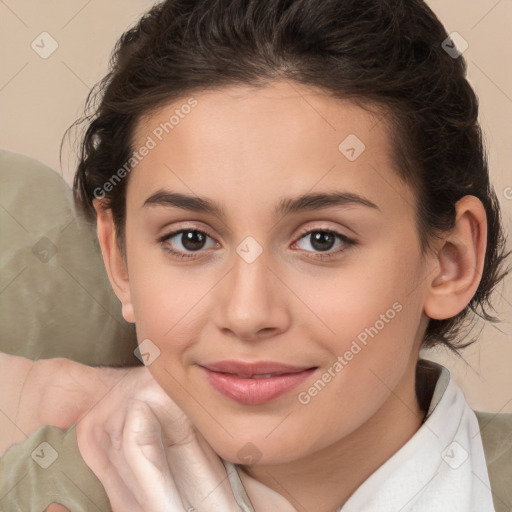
[93,199,135,323]
[424,195,487,320]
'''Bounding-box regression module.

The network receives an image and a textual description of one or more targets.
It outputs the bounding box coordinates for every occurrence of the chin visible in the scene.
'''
[201,430,305,467]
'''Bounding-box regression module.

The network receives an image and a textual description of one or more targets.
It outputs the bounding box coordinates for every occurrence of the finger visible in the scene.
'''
[138,384,196,446]
[77,413,144,512]
[136,397,241,511]
[123,400,185,511]
[167,437,242,512]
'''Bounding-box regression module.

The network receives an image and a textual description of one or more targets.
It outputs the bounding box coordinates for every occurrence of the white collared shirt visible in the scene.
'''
[223,360,496,511]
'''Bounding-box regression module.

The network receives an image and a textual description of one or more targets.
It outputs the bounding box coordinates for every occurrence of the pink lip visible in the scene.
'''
[199,361,317,405]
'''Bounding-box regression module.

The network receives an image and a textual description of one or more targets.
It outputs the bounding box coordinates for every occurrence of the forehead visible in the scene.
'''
[128,80,414,218]
[134,81,386,155]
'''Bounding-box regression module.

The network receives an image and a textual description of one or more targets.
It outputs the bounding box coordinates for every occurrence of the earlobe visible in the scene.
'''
[93,199,135,323]
[424,196,487,321]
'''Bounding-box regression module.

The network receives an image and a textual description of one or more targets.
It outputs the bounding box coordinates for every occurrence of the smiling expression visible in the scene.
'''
[113,80,431,465]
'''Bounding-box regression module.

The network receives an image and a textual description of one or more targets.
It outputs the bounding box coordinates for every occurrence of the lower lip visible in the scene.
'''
[200,367,316,405]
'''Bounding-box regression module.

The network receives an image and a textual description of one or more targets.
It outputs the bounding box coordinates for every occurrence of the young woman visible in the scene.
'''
[1,0,510,510]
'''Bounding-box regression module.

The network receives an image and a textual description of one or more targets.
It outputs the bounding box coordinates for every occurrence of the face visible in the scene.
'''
[117,81,431,465]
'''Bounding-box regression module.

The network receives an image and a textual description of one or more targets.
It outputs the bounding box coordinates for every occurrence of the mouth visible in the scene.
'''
[198,361,318,405]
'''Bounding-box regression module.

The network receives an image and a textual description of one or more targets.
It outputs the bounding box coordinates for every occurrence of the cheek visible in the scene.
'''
[296,241,423,349]
[123,224,427,464]
[256,304,421,465]
[127,248,211,344]
[285,252,424,431]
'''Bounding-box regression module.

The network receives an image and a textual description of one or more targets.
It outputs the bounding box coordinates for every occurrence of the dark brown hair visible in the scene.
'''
[69,0,509,351]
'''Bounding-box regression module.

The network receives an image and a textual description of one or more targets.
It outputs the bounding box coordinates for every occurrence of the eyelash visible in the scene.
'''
[157,226,355,261]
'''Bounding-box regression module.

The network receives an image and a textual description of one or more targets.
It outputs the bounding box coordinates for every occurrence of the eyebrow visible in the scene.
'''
[142,189,379,219]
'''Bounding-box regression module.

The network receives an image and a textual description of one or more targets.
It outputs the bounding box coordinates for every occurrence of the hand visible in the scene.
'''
[76,366,242,512]
[0,353,124,454]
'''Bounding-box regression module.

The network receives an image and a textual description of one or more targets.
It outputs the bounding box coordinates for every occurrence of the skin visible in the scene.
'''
[0,353,125,455]
[95,80,487,511]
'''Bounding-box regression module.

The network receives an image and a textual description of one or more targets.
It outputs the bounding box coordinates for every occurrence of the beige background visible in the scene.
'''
[0,0,511,412]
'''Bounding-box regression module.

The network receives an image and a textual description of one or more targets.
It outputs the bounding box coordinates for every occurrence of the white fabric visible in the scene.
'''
[223,361,496,512]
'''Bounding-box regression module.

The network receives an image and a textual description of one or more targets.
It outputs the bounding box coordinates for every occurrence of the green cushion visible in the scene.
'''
[475,411,512,512]
[0,149,139,366]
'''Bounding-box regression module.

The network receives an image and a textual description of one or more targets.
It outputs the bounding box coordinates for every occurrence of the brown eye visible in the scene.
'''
[178,230,207,251]
[308,231,336,252]
[294,229,354,259]
[159,228,218,259]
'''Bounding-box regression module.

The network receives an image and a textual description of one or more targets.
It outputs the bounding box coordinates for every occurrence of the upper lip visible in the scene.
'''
[200,360,316,377]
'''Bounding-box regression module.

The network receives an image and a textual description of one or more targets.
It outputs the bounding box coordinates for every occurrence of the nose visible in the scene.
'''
[215,254,291,342]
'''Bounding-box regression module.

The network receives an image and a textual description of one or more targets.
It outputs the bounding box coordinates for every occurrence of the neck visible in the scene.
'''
[239,359,428,512]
